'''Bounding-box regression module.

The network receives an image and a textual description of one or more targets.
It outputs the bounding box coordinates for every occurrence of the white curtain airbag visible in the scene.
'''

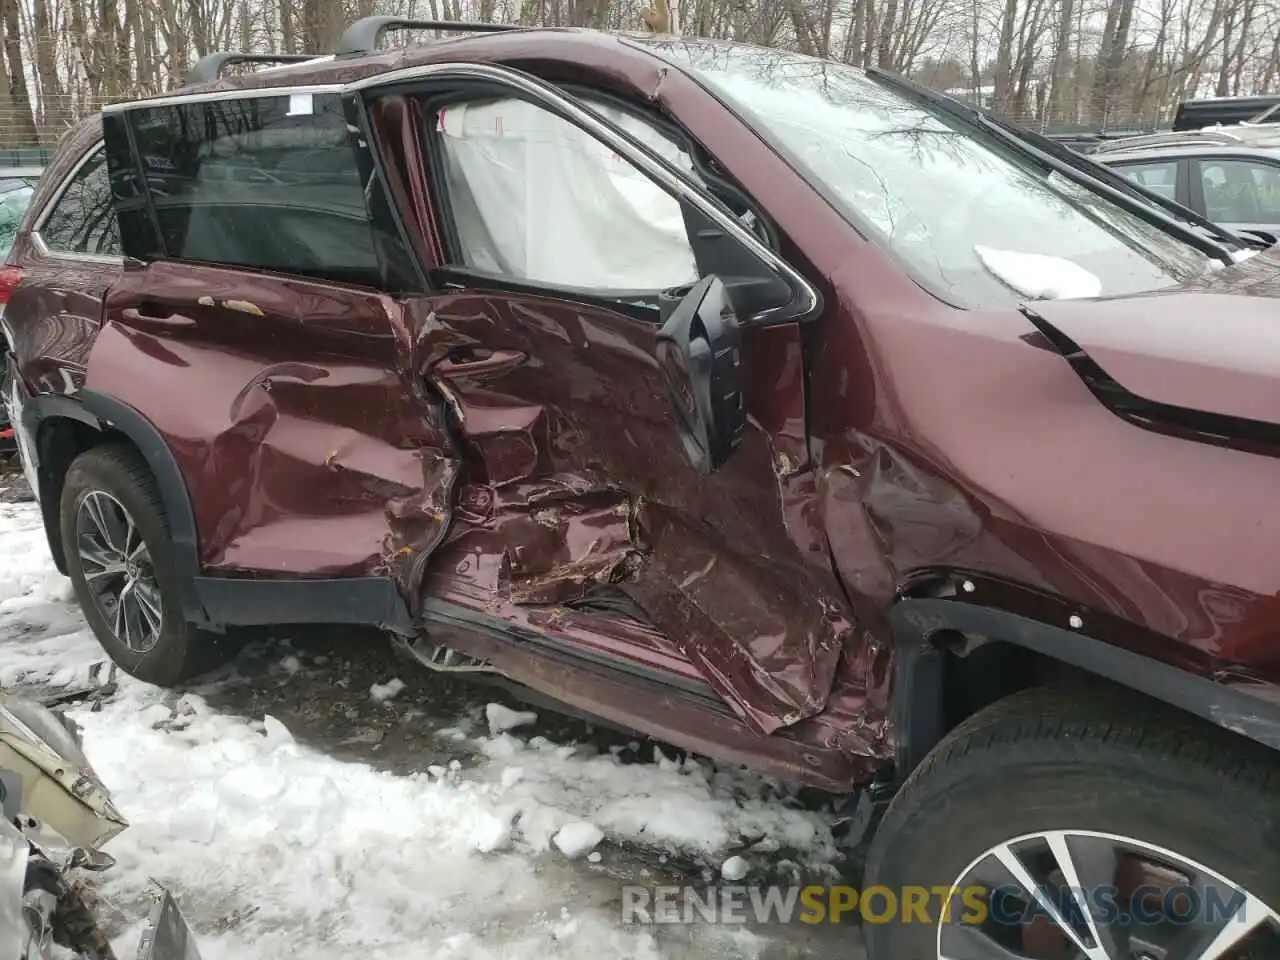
[438,99,699,291]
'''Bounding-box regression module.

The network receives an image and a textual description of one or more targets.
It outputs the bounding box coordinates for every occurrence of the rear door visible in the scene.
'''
[97,88,463,586]
[353,64,853,733]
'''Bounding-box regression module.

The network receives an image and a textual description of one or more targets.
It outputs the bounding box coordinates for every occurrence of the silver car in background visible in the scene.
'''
[1093,130,1280,244]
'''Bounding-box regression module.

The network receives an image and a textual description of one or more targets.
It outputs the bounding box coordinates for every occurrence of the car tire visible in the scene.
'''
[60,443,241,686]
[862,682,1280,959]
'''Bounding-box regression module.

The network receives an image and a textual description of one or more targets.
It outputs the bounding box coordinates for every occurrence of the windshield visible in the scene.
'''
[0,182,34,260]
[635,40,1212,308]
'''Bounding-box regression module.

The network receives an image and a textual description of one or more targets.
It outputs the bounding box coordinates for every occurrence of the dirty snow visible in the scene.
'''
[0,499,858,959]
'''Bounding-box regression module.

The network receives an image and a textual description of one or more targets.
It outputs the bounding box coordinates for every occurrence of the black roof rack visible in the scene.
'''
[335,16,521,57]
[185,52,321,87]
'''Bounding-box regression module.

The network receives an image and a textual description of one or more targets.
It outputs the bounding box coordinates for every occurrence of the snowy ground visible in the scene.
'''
[0,470,864,960]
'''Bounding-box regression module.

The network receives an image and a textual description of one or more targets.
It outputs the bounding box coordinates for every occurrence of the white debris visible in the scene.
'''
[279,655,302,674]
[369,677,405,703]
[974,245,1103,300]
[553,821,605,859]
[720,855,750,881]
[587,851,602,863]
[485,702,538,735]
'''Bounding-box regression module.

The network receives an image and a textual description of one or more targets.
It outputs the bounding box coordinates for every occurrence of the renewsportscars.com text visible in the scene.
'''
[620,883,1250,926]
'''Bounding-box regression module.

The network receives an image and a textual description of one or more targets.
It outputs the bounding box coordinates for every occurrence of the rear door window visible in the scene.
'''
[106,92,417,289]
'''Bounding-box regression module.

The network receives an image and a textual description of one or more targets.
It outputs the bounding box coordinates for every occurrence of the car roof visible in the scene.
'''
[1092,125,1280,155]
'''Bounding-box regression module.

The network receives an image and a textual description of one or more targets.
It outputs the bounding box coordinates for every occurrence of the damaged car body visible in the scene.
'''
[6,22,1280,957]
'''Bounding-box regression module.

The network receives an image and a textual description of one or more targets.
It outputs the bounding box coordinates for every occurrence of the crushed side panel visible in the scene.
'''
[410,294,865,735]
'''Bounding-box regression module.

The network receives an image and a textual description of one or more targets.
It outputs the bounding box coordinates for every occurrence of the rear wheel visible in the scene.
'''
[863,684,1280,960]
[60,444,241,685]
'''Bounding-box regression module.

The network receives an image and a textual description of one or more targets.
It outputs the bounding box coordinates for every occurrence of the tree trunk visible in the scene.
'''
[0,0,38,144]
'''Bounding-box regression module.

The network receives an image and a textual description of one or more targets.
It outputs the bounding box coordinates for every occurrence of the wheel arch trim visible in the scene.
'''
[21,388,416,636]
[25,389,210,625]
[889,596,1280,777]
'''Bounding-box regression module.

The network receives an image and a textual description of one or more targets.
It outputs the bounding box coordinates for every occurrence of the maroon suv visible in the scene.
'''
[5,21,1279,956]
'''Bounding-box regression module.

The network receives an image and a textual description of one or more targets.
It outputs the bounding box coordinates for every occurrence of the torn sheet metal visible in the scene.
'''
[407,295,865,736]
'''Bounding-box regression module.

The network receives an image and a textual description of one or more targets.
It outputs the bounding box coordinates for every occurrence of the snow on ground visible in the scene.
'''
[0,500,860,959]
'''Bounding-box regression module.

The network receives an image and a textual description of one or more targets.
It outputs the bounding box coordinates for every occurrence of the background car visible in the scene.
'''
[1172,93,1280,131]
[0,165,41,260]
[1094,132,1280,242]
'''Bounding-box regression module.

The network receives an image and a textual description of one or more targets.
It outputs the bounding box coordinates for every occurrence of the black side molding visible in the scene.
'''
[891,596,1280,755]
[195,576,414,635]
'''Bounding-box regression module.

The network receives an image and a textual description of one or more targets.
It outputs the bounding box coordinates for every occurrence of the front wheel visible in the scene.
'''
[60,444,240,686]
[863,683,1280,960]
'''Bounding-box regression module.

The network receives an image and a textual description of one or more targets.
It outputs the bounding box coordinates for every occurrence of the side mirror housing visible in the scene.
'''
[655,276,745,475]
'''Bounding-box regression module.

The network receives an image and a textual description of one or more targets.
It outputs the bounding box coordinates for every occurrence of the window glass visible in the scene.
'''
[1114,160,1179,202]
[40,149,120,256]
[433,97,699,291]
[639,41,1212,307]
[1199,159,1280,223]
[124,93,413,288]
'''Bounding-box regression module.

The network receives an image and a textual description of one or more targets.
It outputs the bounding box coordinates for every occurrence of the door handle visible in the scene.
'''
[433,347,526,377]
[121,306,195,330]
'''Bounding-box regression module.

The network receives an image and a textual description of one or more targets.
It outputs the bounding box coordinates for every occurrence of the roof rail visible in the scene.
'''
[1090,129,1242,153]
[185,52,321,86]
[335,16,522,57]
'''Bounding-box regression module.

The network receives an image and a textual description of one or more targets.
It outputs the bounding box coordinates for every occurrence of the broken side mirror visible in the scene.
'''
[680,202,793,321]
[655,276,745,475]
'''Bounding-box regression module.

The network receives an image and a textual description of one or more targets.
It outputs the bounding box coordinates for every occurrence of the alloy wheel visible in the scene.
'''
[938,829,1280,960]
[75,490,163,654]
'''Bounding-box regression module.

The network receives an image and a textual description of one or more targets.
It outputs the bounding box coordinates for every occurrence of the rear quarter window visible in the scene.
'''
[37,148,120,257]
